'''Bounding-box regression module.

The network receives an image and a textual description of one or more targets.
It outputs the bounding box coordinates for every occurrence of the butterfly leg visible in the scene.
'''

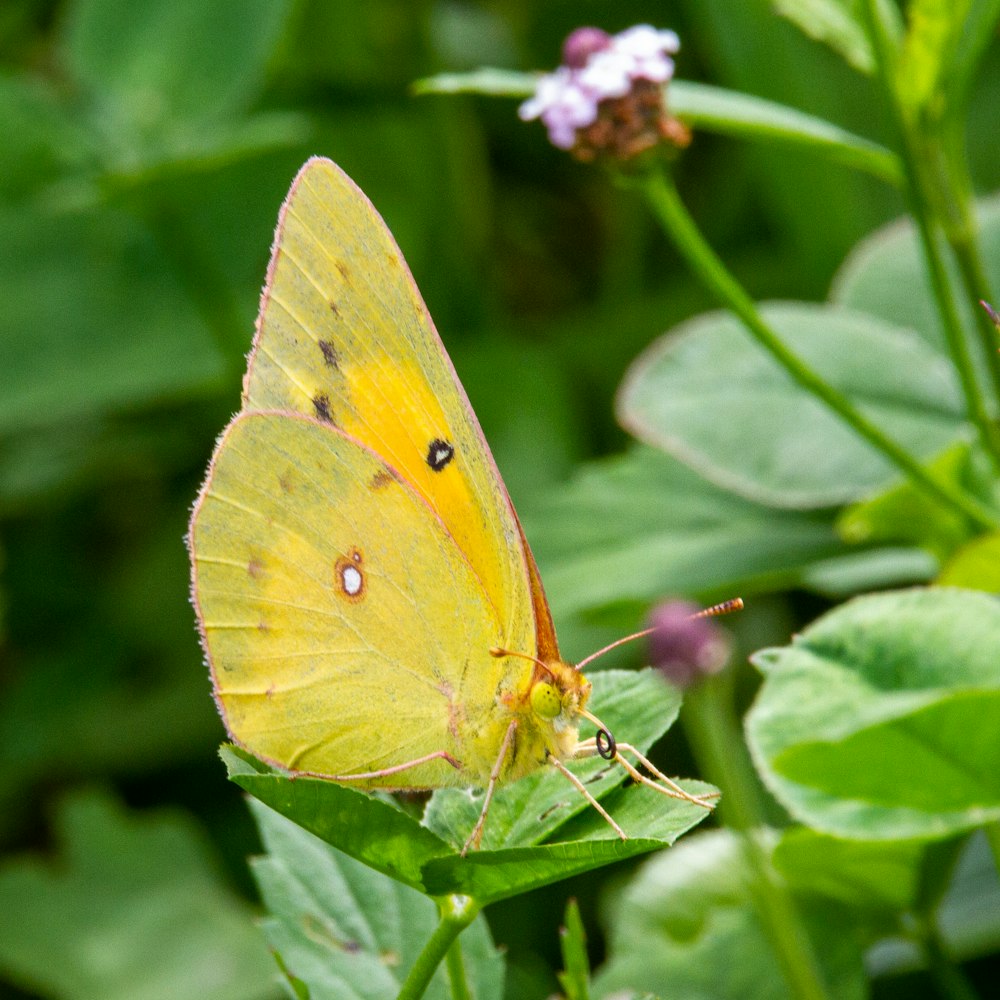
[575,739,717,808]
[461,719,518,856]
[547,754,626,840]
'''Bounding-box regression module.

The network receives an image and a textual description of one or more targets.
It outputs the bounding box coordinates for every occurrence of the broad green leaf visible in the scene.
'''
[746,587,1000,839]
[773,827,925,912]
[525,446,842,621]
[938,531,1000,590]
[226,671,715,907]
[249,802,504,1000]
[0,204,226,434]
[0,789,278,1000]
[799,547,937,597]
[830,192,1000,367]
[594,829,867,1000]
[62,0,293,124]
[617,303,965,508]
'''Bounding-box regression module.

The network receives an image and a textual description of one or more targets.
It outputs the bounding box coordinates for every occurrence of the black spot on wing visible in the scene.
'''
[313,393,334,423]
[318,339,340,367]
[426,438,454,472]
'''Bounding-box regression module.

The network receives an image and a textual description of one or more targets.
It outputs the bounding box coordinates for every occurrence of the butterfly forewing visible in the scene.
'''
[242,158,554,658]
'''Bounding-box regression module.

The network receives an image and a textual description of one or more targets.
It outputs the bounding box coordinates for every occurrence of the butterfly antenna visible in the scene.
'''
[490,646,550,671]
[573,597,743,672]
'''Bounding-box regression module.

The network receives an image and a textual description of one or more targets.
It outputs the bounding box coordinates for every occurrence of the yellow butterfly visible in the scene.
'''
[188,157,713,852]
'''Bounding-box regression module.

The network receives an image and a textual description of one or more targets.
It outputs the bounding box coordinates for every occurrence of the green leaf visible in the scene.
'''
[938,531,1000,590]
[773,827,926,913]
[831,192,1000,374]
[936,830,1000,961]
[412,68,536,97]
[557,899,590,1000]
[772,0,875,73]
[594,829,867,1000]
[525,446,842,621]
[413,70,902,185]
[668,81,902,184]
[0,74,95,199]
[226,670,715,906]
[746,587,1000,839]
[62,0,293,124]
[617,303,965,508]
[249,801,505,1000]
[0,204,226,434]
[837,442,983,561]
[0,789,278,1000]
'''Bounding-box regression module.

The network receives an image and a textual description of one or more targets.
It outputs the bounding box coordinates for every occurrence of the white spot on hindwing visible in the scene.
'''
[342,564,362,595]
[335,548,366,602]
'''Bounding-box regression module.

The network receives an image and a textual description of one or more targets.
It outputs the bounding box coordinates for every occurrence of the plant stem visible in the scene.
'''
[682,673,833,1000]
[640,166,998,530]
[858,0,1000,467]
[444,937,473,1000]
[919,918,982,1000]
[397,895,479,1000]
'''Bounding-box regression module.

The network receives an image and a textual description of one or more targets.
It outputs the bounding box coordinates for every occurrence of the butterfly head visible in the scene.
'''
[529,660,591,728]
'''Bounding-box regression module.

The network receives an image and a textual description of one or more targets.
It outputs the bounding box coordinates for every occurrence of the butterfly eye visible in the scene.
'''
[530,681,562,719]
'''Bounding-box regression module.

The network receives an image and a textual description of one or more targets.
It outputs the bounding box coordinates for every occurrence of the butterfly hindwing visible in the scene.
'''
[190,411,534,787]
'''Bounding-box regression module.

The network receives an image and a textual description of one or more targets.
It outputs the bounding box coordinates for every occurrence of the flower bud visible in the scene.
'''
[648,599,731,688]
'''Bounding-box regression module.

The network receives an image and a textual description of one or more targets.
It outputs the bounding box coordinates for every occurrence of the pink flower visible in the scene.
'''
[518,66,600,149]
[519,24,682,154]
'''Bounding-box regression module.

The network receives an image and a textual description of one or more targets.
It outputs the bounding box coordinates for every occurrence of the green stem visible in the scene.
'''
[682,670,764,830]
[682,674,833,1000]
[444,936,472,1000]
[858,0,1000,467]
[640,167,998,530]
[935,122,1000,409]
[919,918,982,1000]
[397,895,479,1000]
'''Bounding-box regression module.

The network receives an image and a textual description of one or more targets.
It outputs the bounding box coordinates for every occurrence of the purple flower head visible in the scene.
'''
[562,27,612,69]
[519,24,683,156]
[647,600,730,689]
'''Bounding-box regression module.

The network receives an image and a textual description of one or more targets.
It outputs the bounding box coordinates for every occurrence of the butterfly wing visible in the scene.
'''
[190,410,531,787]
[241,157,557,661]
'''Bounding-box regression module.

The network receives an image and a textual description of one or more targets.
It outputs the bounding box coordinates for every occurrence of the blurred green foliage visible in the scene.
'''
[2,1,1000,999]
